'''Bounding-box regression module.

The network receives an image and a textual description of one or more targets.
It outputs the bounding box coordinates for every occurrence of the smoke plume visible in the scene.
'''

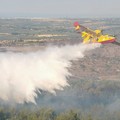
[0,43,100,104]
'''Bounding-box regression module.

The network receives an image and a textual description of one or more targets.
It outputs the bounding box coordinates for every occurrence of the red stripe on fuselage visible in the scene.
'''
[99,39,116,44]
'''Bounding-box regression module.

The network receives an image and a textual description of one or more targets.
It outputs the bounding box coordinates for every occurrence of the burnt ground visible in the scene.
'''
[70,43,120,81]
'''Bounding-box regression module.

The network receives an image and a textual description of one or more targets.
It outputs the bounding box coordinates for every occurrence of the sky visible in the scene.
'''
[0,0,120,18]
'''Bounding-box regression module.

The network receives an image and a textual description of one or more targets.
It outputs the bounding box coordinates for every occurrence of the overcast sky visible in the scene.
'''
[0,0,120,18]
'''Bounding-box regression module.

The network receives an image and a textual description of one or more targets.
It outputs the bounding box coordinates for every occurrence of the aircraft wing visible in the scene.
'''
[78,25,97,37]
[74,22,100,37]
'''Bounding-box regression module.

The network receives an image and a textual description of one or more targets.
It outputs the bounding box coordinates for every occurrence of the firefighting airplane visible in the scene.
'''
[73,22,120,46]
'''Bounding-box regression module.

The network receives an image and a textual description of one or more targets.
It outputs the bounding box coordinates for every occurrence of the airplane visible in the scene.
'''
[73,21,120,45]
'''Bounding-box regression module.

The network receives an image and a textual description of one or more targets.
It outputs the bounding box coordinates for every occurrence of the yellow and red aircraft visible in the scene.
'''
[73,22,120,45]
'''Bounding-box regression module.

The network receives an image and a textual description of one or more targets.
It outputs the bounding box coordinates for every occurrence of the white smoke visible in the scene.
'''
[0,43,100,104]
